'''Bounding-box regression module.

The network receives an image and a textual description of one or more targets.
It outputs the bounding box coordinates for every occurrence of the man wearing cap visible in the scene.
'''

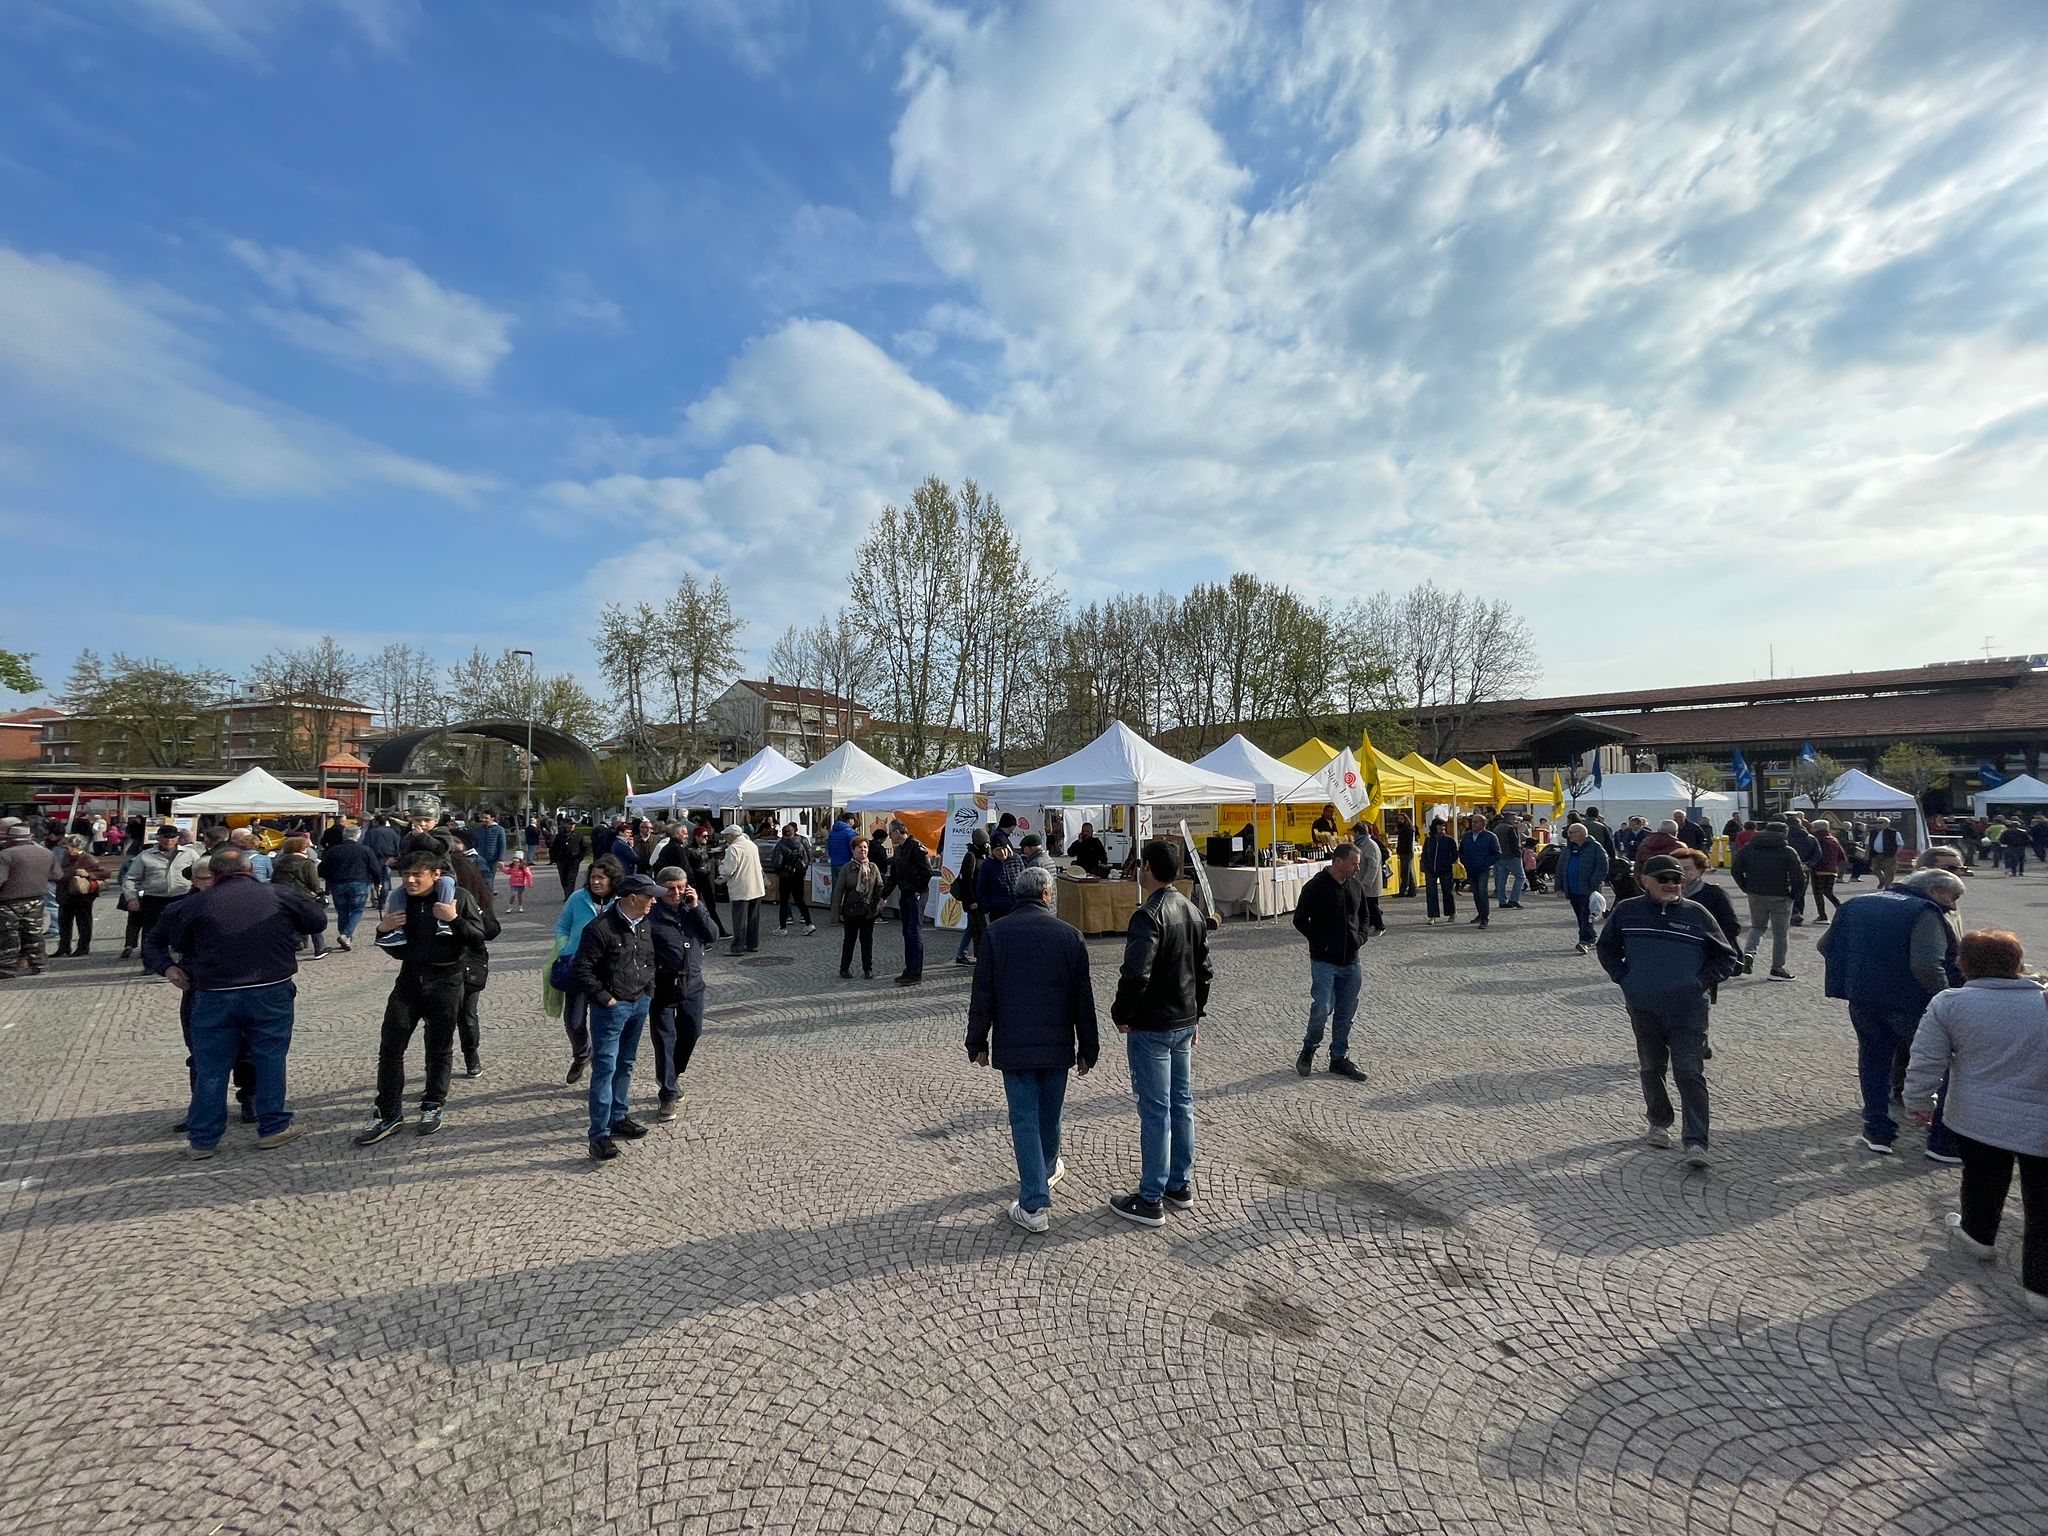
[572,872,662,1160]
[0,824,56,979]
[718,824,765,955]
[117,824,200,965]
[649,865,719,1121]
[1595,853,1742,1168]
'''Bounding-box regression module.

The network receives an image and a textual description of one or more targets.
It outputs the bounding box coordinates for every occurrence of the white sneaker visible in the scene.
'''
[1644,1125,1676,1148]
[1048,1157,1066,1188]
[1682,1144,1713,1169]
[1861,1137,1896,1156]
[803,923,816,936]
[1945,1212,1996,1262]
[1007,1200,1049,1234]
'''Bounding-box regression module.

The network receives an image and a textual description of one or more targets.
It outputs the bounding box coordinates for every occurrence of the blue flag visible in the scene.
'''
[1731,749,1753,790]
[1799,741,1818,765]
[1979,761,2008,788]
[1592,754,1603,788]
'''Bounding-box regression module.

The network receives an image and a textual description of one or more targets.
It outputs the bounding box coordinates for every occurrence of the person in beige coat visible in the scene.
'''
[718,826,765,955]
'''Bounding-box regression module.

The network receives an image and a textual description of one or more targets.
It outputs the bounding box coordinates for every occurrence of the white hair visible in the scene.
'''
[1014,866,1056,903]
[1657,820,1677,833]
[1899,869,1964,900]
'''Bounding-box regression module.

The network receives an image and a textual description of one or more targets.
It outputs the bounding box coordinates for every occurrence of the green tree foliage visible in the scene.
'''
[0,647,39,695]
[1877,742,1951,806]
[1790,751,1847,806]
[1667,757,1726,806]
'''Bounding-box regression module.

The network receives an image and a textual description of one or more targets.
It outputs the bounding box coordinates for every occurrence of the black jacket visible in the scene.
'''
[318,839,386,887]
[391,887,489,979]
[889,838,932,900]
[1112,886,1211,1032]
[572,903,658,1005]
[1596,894,1742,1010]
[650,896,719,999]
[966,902,1100,1070]
[1069,834,1110,876]
[1292,867,1365,966]
[144,874,326,991]
[362,823,401,866]
[684,841,723,893]
[1732,828,1803,899]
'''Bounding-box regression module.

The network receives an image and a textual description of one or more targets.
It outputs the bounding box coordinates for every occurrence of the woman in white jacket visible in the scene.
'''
[1905,927,2048,1319]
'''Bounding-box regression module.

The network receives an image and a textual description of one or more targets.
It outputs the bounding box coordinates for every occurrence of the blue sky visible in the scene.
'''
[3,0,2046,707]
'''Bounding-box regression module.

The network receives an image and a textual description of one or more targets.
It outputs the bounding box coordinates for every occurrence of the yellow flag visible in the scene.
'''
[1359,725,1383,818]
[1551,768,1567,819]
[1488,757,1509,810]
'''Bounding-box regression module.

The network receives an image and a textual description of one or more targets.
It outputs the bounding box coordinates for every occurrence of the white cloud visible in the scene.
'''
[230,241,516,389]
[0,247,490,501]
[591,0,805,74]
[119,0,414,56]
[550,272,626,333]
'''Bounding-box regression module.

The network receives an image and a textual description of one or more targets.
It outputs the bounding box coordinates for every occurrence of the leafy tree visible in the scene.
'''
[59,651,227,767]
[1667,757,1726,806]
[534,755,587,814]
[1790,751,1847,808]
[1878,742,1952,808]
[585,755,630,812]
[0,647,39,696]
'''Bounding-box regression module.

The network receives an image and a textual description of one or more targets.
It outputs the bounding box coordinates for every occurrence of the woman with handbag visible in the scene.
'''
[55,835,100,957]
[547,856,623,1082]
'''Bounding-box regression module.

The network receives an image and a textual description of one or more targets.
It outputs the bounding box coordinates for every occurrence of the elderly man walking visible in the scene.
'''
[1817,868,1966,1160]
[150,846,326,1158]
[1732,820,1801,981]
[649,865,719,1121]
[1109,841,1211,1227]
[1559,822,1610,955]
[1868,818,1904,888]
[718,825,765,955]
[1292,842,1371,1082]
[967,866,1099,1232]
[0,824,56,979]
[118,824,199,965]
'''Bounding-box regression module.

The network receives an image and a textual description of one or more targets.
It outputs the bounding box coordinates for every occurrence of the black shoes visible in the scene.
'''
[355,1115,404,1146]
[1295,1049,1315,1077]
[589,1136,621,1161]
[1162,1183,1193,1211]
[1110,1193,1166,1227]
[1329,1058,1368,1082]
[120,946,134,959]
[895,972,923,986]
[416,1105,443,1136]
[566,1057,588,1084]
[609,1117,649,1140]
[464,1057,484,1078]
[838,968,852,979]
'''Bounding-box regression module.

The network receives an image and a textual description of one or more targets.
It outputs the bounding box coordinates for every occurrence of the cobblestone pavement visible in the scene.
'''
[1,870,2043,1534]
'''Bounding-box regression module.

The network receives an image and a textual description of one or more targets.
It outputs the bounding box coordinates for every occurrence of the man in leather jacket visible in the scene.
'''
[1108,840,1212,1228]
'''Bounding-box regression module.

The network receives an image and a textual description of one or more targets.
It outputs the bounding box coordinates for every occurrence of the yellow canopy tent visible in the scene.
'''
[1399,752,1466,800]
[1445,757,1546,806]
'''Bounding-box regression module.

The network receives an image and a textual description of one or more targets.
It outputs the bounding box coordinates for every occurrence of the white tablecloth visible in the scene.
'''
[1206,860,1329,918]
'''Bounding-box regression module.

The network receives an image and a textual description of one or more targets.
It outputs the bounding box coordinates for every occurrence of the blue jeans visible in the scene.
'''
[1567,891,1596,944]
[187,980,296,1148]
[330,880,371,938]
[1851,1003,1955,1152]
[1303,959,1361,1062]
[1493,859,1525,906]
[899,892,924,976]
[1002,1068,1069,1213]
[1126,1025,1196,1203]
[587,994,650,1141]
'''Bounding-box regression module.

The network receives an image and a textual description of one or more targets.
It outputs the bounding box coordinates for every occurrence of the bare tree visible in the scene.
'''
[59,651,226,768]
[1877,742,1951,810]
[1366,583,1538,756]
[368,643,445,730]
[1667,757,1726,807]
[246,636,368,769]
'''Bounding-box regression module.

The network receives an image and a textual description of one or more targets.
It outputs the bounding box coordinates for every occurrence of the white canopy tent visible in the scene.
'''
[625,762,722,816]
[1793,768,1917,812]
[846,763,1003,813]
[1189,734,1332,805]
[987,722,1255,806]
[1971,773,2048,817]
[171,766,339,817]
[685,746,803,812]
[737,740,907,809]
[1575,771,1740,831]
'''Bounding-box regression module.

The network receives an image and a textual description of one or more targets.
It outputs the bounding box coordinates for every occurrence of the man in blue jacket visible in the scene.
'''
[1559,822,1610,954]
[967,866,1098,1233]
[1596,854,1742,1167]
[826,811,857,873]
[148,846,327,1158]
[469,810,508,890]
[1457,813,1501,929]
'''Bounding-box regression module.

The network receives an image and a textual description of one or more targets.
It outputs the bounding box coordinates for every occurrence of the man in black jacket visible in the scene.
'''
[650,865,719,1121]
[1292,843,1370,1082]
[316,825,387,950]
[355,852,488,1145]
[886,820,933,985]
[967,866,1098,1232]
[682,823,728,937]
[549,821,585,902]
[149,847,326,1158]
[1596,854,1742,1168]
[1731,820,1802,980]
[1109,841,1212,1227]
[573,872,661,1161]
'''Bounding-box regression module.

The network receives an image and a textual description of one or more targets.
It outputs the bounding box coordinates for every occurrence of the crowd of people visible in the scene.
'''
[1,786,2040,1323]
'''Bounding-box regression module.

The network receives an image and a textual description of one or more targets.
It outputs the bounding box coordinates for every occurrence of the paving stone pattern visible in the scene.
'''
[1,872,2043,1533]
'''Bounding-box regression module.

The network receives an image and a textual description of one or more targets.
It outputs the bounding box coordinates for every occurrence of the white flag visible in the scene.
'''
[1322,749,1371,822]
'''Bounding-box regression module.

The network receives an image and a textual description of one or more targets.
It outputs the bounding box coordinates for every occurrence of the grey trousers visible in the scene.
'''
[1743,895,1791,970]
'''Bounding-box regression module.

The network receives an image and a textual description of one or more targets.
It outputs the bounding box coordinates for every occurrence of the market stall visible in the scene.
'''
[1969,772,2048,819]
[171,766,339,819]
[985,722,1254,936]
[686,746,803,812]
[1793,768,1921,848]
[845,763,1003,814]
[1188,735,1333,917]
[737,741,910,905]
[1578,771,1742,835]
[626,762,721,817]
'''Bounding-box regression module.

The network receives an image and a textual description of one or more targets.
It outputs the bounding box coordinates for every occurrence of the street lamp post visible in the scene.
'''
[511,650,535,824]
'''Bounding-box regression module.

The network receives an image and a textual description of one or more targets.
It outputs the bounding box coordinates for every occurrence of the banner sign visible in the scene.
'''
[1179,819,1216,918]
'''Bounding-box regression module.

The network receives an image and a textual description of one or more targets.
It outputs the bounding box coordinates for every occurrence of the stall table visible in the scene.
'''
[1205,859,1331,919]
[1056,874,1196,936]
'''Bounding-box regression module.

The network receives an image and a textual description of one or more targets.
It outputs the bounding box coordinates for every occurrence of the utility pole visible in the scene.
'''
[511,649,535,822]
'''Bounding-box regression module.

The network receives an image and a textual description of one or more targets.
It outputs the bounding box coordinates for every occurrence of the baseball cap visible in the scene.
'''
[617,874,662,896]
[1639,854,1686,881]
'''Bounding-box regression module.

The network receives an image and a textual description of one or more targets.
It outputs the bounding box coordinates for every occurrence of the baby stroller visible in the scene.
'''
[1530,843,1560,893]
[1609,856,1640,901]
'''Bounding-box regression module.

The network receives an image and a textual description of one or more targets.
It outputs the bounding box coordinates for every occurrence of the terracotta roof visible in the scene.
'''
[738,679,866,711]
[1485,659,2033,716]
[1,708,65,725]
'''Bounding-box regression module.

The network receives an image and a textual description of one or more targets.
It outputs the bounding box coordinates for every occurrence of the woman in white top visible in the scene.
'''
[1905,927,2048,1319]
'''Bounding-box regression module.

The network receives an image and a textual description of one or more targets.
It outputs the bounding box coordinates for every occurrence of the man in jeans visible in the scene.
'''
[1817,869,1965,1160]
[149,846,326,1158]
[1596,854,1742,1169]
[316,824,386,951]
[1292,843,1370,1082]
[1489,813,1526,909]
[573,872,661,1162]
[1559,823,1609,955]
[1109,841,1211,1227]
[1731,819,1801,980]
[649,865,719,1121]
[967,866,1098,1232]
[887,820,933,986]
